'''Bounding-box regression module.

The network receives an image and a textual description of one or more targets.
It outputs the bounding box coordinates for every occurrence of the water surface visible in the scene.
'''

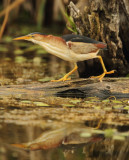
[0,39,129,160]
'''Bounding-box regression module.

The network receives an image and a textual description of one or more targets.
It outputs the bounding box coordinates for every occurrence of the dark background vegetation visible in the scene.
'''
[0,0,78,37]
[0,0,129,80]
[0,0,80,81]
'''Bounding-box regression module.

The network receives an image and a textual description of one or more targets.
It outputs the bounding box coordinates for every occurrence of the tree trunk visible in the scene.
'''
[68,0,129,78]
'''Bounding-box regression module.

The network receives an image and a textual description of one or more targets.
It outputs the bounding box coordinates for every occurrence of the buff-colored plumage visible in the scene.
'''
[14,33,115,82]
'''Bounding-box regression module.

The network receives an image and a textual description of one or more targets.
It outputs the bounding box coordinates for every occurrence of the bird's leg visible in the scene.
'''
[51,63,78,82]
[91,56,115,81]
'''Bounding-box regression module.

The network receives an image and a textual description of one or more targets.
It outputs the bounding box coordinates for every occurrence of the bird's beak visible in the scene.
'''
[13,35,31,40]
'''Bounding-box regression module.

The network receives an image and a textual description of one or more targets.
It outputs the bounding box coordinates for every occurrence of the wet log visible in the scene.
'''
[68,1,129,78]
[0,78,129,99]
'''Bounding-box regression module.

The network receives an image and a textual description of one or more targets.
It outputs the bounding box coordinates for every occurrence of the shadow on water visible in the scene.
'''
[0,39,129,160]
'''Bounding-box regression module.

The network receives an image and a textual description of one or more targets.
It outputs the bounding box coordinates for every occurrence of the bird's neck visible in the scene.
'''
[31,39,71,62]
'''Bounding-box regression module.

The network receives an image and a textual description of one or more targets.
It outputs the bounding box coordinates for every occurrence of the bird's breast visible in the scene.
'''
[35,41,73,62]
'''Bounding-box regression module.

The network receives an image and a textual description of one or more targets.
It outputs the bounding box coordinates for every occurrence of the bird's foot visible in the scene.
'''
[90,70,115,81]
[51,76,71,82]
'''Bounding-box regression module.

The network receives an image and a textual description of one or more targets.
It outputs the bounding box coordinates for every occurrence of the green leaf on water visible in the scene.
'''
[21,100,32,104]
[70,99,81,104]
[102,99,110,103]
[122,100,128,103]
[113,105,123,109]
[104,129,115,137]
[113,135,125,141]
[80,132,92,137]
[33,102,49,107]
[103,107,112,111]
[92,130,104,134]
[84,101,94,104]
[111,100,122,104]
[38,77,53,82]
[123,106,129,110]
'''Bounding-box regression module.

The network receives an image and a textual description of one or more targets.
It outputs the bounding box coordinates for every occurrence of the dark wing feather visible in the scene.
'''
[62,34,107,49]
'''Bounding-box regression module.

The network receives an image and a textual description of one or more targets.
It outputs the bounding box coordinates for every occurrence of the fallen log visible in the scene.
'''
[0,78,129,99]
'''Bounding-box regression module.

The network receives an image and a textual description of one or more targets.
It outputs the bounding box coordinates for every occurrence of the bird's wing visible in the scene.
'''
[62,34,103,44]
[67,41,99,54]
[62,34,106,54]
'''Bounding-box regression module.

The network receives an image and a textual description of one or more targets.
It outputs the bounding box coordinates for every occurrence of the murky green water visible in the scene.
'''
[0,38,129,160]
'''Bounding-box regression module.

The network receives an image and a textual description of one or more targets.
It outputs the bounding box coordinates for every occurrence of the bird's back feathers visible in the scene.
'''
[62,34,107,49]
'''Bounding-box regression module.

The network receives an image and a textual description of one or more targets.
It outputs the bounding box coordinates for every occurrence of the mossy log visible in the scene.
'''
[0,78,129,99]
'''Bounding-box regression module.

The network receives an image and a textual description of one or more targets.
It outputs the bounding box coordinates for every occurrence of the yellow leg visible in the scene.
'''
[51,63,78,82]
[91,56,115,81]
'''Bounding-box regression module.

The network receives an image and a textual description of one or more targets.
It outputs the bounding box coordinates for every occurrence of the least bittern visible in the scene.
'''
[14,33,115,82]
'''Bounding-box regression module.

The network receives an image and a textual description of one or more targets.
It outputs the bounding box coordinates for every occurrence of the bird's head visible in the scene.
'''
[13,32,46,43]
